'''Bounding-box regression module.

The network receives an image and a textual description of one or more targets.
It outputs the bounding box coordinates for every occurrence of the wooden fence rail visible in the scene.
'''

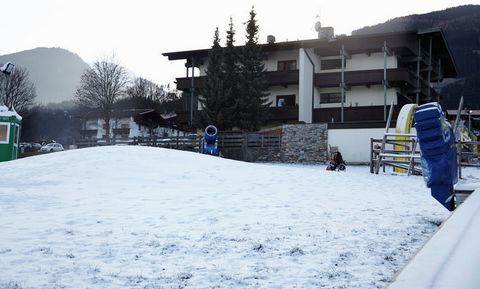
[371,137,480,179]
[74,134,282,152]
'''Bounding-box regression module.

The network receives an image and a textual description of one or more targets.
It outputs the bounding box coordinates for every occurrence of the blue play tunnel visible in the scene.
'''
[414,103,457,211]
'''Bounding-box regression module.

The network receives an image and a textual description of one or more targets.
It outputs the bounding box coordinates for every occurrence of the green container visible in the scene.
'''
[0,107,22,162]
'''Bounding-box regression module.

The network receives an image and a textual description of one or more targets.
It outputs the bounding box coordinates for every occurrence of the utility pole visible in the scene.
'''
[190,57,194,128]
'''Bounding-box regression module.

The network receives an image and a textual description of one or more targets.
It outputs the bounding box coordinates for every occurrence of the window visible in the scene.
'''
[0,124,9,143]
[276,95,296,107]
[321,59,343,70]
[277,60,297,71]
[320,93,342,104]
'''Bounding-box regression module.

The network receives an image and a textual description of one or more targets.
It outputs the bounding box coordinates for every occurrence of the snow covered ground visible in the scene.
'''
[0,146,454,289]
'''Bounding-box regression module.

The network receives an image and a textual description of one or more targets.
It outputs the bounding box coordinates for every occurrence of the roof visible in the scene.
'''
[0,105,22,121]
[163,28,457,78]
[80,109,156,119]
[160,111,177,120]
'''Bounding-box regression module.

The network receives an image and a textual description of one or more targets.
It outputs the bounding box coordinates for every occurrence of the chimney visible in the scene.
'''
[267,35,276,44]
[315,21,334,40]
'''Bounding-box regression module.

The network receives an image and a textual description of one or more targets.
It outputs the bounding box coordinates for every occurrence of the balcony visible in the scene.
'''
[267,106,299,122]
[176,68,420,91]
[313,105,401,123]
[175,70,299,91]
[314,68,416,88]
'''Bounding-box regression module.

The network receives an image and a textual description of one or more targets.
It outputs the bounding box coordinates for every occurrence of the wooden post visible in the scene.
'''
[457,140,462,179]
[407,137,418,176]
[198,135,202,153]
[176,130,179,149]
[370,138,374,174]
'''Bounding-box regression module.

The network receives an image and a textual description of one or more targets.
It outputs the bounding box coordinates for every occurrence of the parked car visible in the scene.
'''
[31,143,42,151]
[39,143,64,152]
[19,142,43,153]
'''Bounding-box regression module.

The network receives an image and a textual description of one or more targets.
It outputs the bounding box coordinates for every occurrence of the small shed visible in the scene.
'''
[0,105,22,162]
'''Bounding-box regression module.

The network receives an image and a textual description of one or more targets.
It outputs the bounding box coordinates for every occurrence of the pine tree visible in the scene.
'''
[198,28,227,129]
[237,7,270,131]
[221,17,241,130]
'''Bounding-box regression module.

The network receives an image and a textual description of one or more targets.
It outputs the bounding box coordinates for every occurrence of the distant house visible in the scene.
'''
[79,109,180,140]
[163,27,457,126]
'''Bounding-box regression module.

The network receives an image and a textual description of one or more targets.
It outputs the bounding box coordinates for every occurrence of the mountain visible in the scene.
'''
[0,47,88,104]
[353,5,480,109]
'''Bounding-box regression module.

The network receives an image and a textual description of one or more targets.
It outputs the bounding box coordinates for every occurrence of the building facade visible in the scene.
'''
[163,28,457,127]
[79,109,179,140]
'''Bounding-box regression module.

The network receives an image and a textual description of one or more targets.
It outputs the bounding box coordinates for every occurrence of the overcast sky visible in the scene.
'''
[2,0,479,87]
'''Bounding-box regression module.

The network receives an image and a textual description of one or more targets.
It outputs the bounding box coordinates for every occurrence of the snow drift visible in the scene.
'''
[0,146,450,288]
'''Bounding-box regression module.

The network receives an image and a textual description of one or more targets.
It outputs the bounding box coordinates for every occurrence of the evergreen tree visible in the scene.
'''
[237,7,270,131]
[198,28,227,129]
[221,17,241,130]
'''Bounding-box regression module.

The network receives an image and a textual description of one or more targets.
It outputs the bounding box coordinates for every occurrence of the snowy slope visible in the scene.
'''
[0,146,450,289]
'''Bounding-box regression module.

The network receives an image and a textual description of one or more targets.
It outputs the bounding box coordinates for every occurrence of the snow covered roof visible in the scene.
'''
[80,109,156,119]
[160,111,177,120]
[0,105,22,120]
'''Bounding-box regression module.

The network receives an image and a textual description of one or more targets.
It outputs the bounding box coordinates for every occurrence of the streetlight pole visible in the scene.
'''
[0,62,15,106]
[469,110,473,132]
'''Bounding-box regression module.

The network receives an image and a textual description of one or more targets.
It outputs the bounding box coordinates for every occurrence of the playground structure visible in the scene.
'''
[370,97,480,210]
[371,98,480,177]
[370,102,421,175]
[201,125,220,156]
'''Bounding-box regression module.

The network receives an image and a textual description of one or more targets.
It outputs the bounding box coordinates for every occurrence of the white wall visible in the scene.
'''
[328,128,387,163]
[305,48,322,73]
[299,48,314,123]
[316,85,399,109]
[346,52,398,71]
[198,64,207,76]
[345,85,398,107]
[264,50,299,71]
[267,85,299,107]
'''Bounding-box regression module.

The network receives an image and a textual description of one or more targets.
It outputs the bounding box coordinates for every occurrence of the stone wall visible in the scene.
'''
[280,123,328,163]
[222,147,281,163]
[219,123,328,163]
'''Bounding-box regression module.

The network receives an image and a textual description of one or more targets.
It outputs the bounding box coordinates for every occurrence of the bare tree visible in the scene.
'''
[0,66,36,113]
[75,57,128,143]
[127,77,163,101]
[126,77,181,103]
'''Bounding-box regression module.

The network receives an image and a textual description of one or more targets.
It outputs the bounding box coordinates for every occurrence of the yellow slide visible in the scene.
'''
[394,104,418,173]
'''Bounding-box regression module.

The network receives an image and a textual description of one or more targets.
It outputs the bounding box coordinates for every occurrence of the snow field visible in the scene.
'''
[0,146,450,289]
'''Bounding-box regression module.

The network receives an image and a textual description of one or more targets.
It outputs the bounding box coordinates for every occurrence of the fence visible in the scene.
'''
[370,135,421,175]
[75,135,201,151]
[370,138,480,178]
[75,133,281,153]
[457,140,480,179]
[216,134,281,149]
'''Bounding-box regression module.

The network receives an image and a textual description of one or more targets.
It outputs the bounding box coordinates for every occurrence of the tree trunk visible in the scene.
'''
[104,117,111,144]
